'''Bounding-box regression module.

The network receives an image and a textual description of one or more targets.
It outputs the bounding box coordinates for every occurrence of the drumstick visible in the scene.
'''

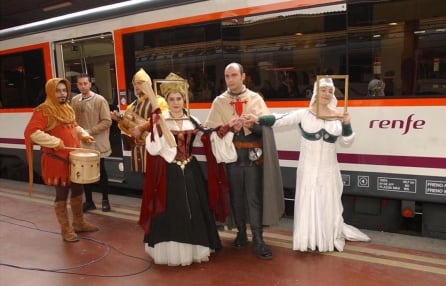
[64,147,82,150]
[64,147,100,154]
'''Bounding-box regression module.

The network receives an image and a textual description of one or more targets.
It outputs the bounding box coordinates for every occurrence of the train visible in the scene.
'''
[1,0,445,238]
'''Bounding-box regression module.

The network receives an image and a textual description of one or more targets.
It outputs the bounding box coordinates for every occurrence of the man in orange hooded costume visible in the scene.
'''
[24,78,99,242]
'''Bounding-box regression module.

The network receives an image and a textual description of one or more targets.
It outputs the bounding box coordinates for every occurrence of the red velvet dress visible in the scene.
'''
[138,116,223,265]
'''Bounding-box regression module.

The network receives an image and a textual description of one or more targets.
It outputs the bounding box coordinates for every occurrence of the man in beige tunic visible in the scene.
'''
[71,74,112,212]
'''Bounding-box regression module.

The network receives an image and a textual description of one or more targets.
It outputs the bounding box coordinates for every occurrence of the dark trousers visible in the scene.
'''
[84,158,108,201]
[226,164,263,232]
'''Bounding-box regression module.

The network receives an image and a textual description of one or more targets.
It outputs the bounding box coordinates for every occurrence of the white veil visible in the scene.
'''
[309,77,337,110]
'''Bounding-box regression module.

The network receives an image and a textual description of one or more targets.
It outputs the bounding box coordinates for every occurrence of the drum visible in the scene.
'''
[69,149,100,184]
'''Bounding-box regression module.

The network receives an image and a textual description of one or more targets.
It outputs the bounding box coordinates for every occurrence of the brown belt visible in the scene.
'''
[233,141,262,149]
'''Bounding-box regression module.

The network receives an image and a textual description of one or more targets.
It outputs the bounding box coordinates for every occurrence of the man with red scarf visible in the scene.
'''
[205,63,284,260]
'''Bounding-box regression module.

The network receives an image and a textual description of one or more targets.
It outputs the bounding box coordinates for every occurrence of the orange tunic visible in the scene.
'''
[24,109,81,186]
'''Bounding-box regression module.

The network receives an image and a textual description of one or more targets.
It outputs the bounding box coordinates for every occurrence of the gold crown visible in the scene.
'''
[133,68,151,82]
[159,73,189,99]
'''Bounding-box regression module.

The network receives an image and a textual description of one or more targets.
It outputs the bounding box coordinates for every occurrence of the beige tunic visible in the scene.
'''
[205,89,270,131]
[71,92,112,158]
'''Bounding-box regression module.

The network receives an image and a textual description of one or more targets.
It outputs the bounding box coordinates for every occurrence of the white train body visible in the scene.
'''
[1,0,445,235]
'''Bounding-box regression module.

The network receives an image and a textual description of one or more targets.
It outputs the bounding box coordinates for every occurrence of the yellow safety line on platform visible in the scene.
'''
[326,252,446,276]
[0,189,139,221]
[346,245,446,266]
[218,228,446,276]
[2,186,446,276]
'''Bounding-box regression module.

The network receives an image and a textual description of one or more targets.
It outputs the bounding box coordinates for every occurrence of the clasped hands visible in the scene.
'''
[228,114,259,132]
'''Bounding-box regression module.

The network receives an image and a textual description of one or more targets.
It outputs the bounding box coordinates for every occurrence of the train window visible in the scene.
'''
[0,49,46,108]
[347,0,446,98]
[123,22,222,102]
[55,34,116,104]
[121,0,445,101]
[415,20,446,96]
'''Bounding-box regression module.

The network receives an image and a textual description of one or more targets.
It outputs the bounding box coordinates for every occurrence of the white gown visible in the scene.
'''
[272,109,370,252]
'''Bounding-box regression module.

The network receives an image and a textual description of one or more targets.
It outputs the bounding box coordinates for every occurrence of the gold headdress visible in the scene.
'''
[133,68,151,83]
[159,72,189,100]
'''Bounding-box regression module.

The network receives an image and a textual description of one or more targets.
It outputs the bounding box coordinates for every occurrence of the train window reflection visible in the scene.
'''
[0,49,46,108]
[121,1,445,101]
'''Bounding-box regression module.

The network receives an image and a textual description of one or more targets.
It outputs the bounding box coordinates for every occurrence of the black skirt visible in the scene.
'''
[144,157,221,251]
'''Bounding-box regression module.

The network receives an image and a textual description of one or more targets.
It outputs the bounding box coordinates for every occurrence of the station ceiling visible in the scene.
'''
[0,0,126,30]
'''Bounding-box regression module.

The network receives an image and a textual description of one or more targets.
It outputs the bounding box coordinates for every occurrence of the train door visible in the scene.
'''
[54,33,125,184]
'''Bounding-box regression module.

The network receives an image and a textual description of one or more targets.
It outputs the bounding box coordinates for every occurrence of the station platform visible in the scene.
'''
[1,178,445,286]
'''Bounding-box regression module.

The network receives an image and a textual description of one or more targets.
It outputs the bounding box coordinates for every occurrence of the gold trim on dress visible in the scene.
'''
[172,156,192,170]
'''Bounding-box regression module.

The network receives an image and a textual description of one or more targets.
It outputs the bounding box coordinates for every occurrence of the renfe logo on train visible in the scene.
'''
[369,114,425,135]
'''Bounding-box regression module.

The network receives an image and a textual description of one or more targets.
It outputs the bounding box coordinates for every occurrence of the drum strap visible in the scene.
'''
[45,152,70,164]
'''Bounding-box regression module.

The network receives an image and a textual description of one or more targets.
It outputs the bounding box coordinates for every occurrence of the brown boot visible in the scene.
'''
[54,201,79,242]
[71,196,99,233]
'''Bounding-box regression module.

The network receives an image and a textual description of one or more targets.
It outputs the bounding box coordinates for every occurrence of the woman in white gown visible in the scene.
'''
[249,77,370,252]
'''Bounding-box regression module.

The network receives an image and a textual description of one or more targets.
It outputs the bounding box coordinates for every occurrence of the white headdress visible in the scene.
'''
[310,77,337,109]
